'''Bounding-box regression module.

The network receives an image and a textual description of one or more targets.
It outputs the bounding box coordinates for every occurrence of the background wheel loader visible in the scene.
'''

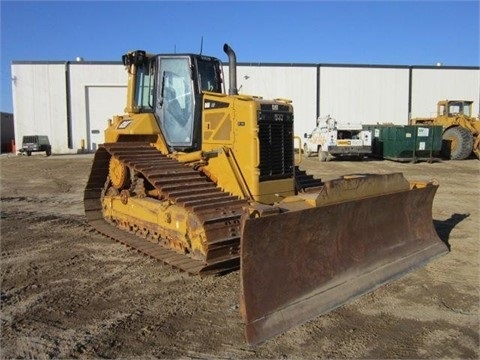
[84,44,448,345]
[411,100,480,160]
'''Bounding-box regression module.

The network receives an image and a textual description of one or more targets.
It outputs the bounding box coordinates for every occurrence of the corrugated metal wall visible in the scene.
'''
[11,62,126,154]
[227,65,318,139]
[68,64,127,151]
[411,68,480,118]
[11,61,480,154]
[318,66,410,125]
[11,63,67,154]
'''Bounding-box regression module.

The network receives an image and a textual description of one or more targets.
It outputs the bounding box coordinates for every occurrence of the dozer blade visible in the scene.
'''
[240,181,448,345]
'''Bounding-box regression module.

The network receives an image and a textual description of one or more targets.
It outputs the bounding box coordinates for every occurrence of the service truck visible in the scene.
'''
[303,115,372,161]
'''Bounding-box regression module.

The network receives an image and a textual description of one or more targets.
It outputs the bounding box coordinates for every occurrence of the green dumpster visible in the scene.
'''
[364,125,443,162]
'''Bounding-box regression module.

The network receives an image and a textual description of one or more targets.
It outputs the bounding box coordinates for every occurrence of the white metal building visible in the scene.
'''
[12,61,127,154]
[11,59,480,154]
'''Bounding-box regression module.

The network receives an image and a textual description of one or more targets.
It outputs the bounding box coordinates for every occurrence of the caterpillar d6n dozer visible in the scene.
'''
[84,44,448,345]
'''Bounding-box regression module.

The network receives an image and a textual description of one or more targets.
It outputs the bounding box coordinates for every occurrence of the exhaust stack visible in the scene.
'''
[223,43,238,95]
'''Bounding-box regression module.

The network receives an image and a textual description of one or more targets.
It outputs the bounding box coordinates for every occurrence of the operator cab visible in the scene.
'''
[123,51,224,151]
[438,100,473,117]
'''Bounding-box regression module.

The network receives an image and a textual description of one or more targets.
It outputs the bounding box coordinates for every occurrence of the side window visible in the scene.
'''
[197,59,222,93]
[439,104,446,116]
[135,64,154,109]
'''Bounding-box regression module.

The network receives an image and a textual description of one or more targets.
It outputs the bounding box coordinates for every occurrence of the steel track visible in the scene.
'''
[84,142,247,275]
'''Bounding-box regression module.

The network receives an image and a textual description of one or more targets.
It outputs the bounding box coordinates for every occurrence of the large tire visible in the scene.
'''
[442,127,473,160]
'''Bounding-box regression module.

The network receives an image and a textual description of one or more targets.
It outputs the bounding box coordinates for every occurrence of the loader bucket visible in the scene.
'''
[240,179,448,345]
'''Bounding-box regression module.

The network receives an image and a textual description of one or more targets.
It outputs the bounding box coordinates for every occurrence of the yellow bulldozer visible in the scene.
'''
[84,44,448,345]
[411,100,480,160]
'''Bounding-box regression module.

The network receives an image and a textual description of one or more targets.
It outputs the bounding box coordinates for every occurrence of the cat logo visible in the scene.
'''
[117,120,132,129]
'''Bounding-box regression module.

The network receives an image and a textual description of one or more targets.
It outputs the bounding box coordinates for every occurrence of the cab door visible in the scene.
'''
[156,57,195,147]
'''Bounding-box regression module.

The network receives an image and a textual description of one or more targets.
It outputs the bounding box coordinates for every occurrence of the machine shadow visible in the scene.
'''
[433,213,470,251]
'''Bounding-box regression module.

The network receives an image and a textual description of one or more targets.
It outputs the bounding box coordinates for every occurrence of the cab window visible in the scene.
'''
[157,57,194,145]
[197,59,223,93]
[448,102,462,116]
[135,63,154,110]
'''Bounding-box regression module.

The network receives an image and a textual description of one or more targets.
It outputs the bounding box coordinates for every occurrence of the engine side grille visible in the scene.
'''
[257,107,294,182]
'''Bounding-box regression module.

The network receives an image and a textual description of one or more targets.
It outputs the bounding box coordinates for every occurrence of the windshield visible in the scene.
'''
[448,102,463,115]
[448,102,472,116]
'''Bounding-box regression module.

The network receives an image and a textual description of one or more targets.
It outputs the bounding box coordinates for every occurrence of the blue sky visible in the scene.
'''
[1,0,479,113]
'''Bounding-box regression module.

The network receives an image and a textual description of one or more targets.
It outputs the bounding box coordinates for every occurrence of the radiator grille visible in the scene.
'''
[258,109,294,182]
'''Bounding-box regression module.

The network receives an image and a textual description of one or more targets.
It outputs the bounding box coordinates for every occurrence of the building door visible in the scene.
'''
[85,85,126,151]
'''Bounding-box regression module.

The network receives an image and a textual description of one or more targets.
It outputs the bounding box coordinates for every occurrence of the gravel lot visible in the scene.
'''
[1,153,478,359]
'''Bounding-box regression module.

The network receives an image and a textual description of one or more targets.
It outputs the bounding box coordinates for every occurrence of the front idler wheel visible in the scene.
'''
[109,156,131,189]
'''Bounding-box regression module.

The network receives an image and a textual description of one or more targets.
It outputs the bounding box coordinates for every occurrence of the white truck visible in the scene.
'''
[303,115,372,161]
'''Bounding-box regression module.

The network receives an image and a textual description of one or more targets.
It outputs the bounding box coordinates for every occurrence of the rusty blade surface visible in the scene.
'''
[240,184,448,345]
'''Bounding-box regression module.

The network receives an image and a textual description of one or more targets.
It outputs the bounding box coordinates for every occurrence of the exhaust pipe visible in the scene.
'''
[223,43,238,95]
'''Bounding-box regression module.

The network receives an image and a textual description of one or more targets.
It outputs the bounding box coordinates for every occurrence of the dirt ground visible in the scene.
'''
[1,153,478,359]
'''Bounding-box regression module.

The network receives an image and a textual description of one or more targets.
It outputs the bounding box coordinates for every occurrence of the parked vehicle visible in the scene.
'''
[303,115,372,161]
[19,135,52,156]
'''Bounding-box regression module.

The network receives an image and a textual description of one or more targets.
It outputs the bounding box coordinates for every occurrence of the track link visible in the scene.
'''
[84,142,247,275]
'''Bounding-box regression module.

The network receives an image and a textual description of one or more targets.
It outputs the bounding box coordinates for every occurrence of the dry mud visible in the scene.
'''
[1,153,479,359]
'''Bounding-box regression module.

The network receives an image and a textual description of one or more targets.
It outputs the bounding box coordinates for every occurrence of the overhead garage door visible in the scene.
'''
[85,85,126,151]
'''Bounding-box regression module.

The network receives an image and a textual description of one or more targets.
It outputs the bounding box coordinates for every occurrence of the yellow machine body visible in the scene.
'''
[105,93,295,204]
